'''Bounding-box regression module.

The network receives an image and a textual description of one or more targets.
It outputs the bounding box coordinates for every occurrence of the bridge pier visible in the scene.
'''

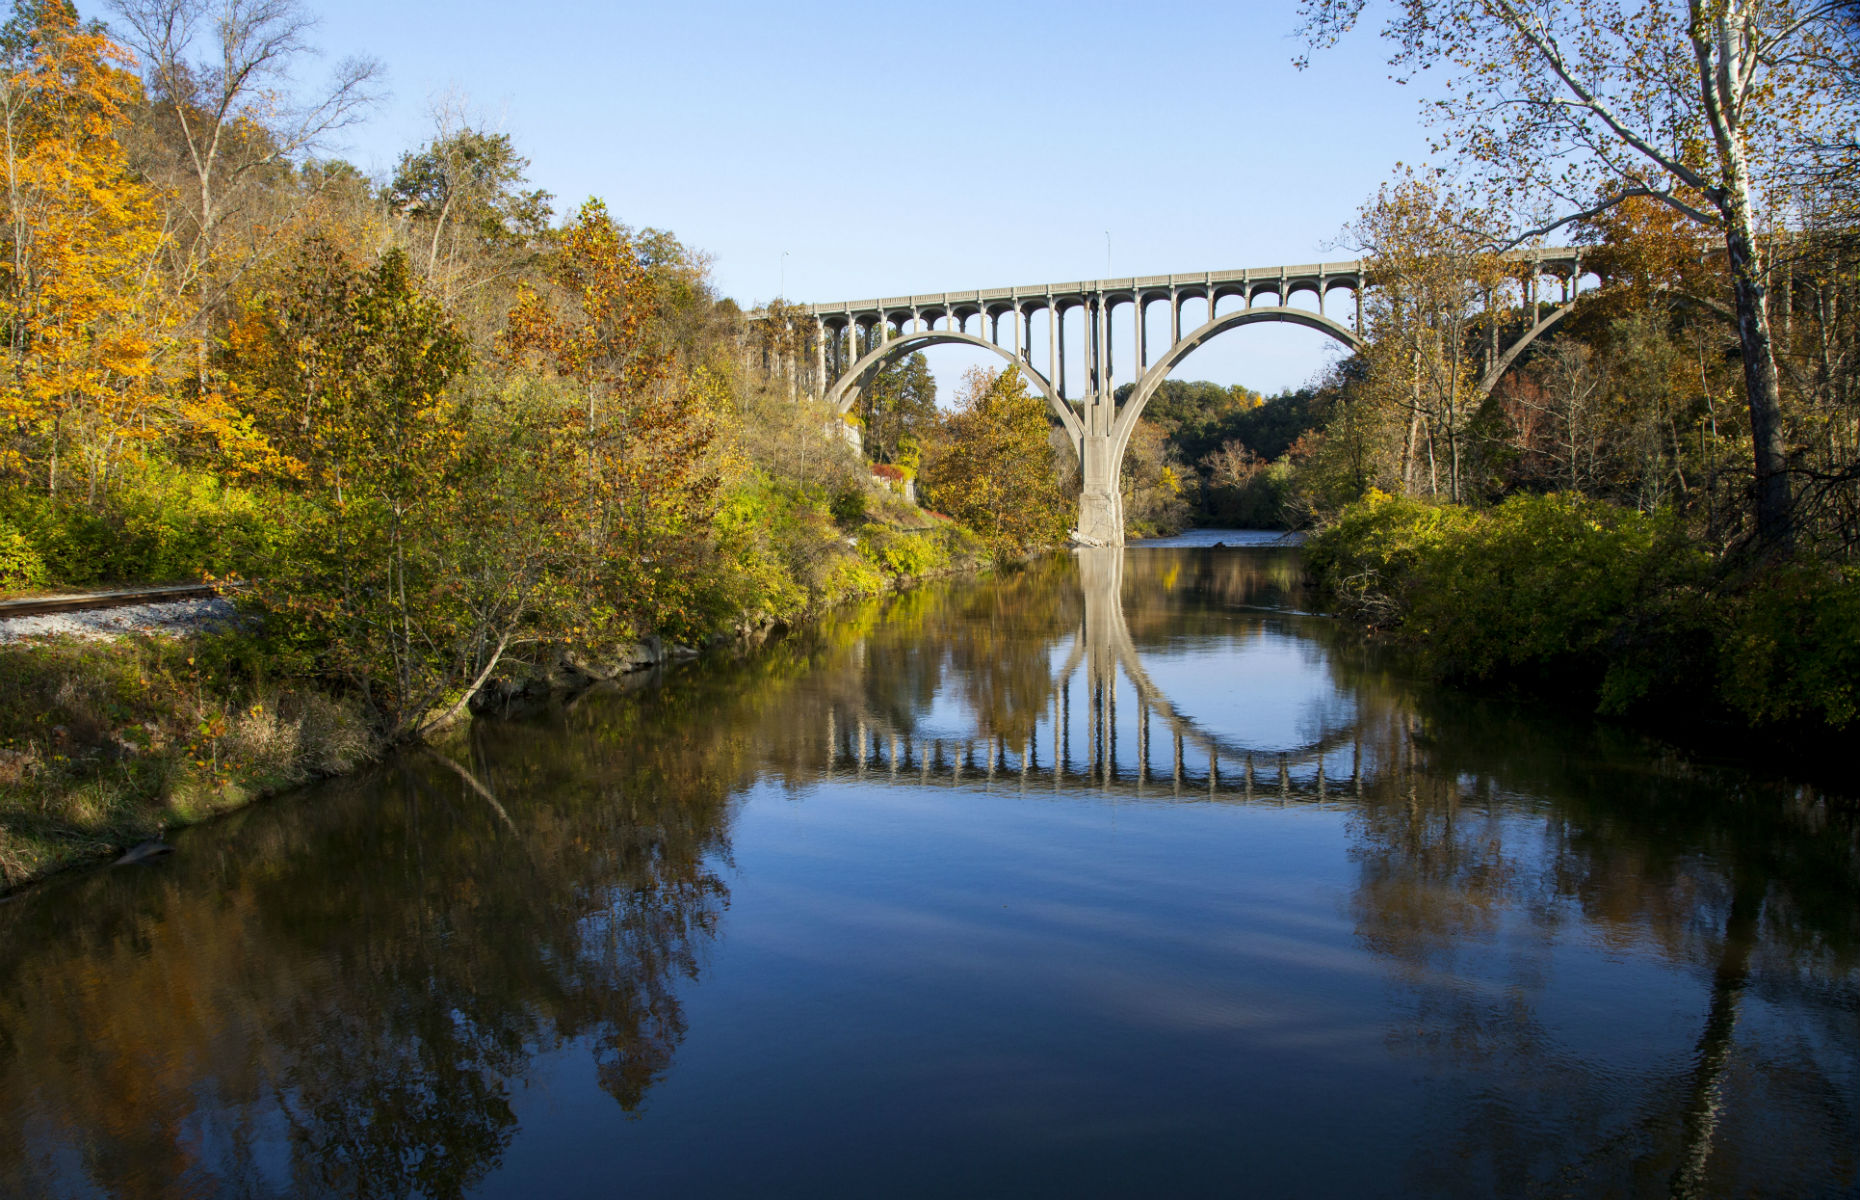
[1077,434,1125,546]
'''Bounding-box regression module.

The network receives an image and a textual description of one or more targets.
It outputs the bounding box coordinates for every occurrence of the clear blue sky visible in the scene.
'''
[93,0,1433,395]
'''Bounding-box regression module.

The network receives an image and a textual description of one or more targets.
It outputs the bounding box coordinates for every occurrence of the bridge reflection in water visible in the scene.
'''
[818,546,1363,802]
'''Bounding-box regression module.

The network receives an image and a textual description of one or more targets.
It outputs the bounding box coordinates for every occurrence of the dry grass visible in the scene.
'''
[0,635,375,892]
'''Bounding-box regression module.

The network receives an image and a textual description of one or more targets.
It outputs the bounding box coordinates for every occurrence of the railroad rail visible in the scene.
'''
[0,582,237,620]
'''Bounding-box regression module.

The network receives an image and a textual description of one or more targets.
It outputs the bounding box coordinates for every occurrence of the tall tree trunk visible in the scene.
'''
[1697,3,1792,548]
[1725,218,1792,548]
[1402,407,1420,495]
[1425,418,1440,497]
[192,168,216,394]
[1402,346,1423,495]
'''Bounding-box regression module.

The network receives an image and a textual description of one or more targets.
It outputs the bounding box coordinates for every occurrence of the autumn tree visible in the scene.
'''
[1120,419,1194,536]
[751,297,816,401]
[1298,0,1860,545]
[1345,177,1506,500]
[1115,379,1265,468]
[228,239,512,737]
[1201,440,1284,526]
[630,225,725,368]
[919,366,1070,559]
[1293,359,1387,512]
[499,198,720,639]
[0,0,172,498]
[107,0,380,372]
[387,114,552,309]
[1517,340,1607,492]
[1794,9,1859,220]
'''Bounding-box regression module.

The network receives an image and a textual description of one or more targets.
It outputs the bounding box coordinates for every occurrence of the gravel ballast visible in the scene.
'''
[0,597,238,643]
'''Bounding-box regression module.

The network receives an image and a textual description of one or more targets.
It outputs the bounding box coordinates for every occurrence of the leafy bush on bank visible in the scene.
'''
[706,473,979,628]
[0,468,982,892]
[0,464,289,593]
[1303,491,1826,724]
[0,518,48,591]
[1720,562,1860,731]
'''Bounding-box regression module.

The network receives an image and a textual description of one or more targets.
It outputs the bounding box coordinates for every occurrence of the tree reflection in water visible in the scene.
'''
[1342,698,1859,1197]
[0,546,1854,1198]
[0,690,741,1199]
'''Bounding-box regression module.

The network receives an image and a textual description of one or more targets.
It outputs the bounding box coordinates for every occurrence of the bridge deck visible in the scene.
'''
[801,248,1583,318]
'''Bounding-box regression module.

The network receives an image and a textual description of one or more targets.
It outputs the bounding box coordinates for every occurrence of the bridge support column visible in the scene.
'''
[813,319,826,402]
[1076,434,1124,546]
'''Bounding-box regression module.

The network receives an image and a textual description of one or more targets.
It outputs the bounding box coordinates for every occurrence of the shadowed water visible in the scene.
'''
[1,546,1856,1198]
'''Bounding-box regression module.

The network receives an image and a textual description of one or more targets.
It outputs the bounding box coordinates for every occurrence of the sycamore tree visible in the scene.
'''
[919,366,1070,559]
[0,0,172,498]
[1299,0,1860,545]
[1344,177,1507,501]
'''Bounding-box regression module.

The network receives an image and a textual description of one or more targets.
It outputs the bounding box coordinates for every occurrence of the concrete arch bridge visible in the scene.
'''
[781,249,1587,544]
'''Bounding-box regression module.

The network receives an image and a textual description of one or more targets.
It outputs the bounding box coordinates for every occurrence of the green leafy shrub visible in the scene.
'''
[1721,564,1860,731]
[859,524,947,578]
[1309,491,1712,710]
[829,486,868,525]
[0,519,48,592]
[1,464,289,588]
[708,479,811,624]
[821,553,887,604]
[1304,490,1481,626]
[706,473,967,626]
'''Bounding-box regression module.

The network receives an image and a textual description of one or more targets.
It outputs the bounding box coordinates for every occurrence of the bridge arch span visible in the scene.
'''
[794,250,1586,544]
[828,329,1084,445]
[1110,306,1363,462]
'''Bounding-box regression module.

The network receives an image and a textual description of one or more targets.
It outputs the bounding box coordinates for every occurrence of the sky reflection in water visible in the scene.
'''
[1,546,1856,1199]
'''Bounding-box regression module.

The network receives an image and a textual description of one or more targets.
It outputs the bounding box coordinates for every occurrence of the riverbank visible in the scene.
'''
[0,637,375,891]
[0,518,994,895]
[1305,490,1860,751]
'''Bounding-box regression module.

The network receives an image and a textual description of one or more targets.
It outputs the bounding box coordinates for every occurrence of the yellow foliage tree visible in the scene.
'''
[920,366,1071,559]
[0,1,172,499]
[1347,177,1506,501]
[499,198,720,638]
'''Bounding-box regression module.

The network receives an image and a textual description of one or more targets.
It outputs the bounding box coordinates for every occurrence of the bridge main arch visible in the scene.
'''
[827,329,1084,446]
[1112,306,1363,459]
[1072,307,1363,543]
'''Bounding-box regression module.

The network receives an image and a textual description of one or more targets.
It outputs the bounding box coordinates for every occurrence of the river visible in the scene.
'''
[1,543,1855,1198]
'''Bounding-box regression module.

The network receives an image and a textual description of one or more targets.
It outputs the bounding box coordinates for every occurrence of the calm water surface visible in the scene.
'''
[2,545,1857,1198]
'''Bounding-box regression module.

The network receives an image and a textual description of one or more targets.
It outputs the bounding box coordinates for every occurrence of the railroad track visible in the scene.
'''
[0,581,238,620]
